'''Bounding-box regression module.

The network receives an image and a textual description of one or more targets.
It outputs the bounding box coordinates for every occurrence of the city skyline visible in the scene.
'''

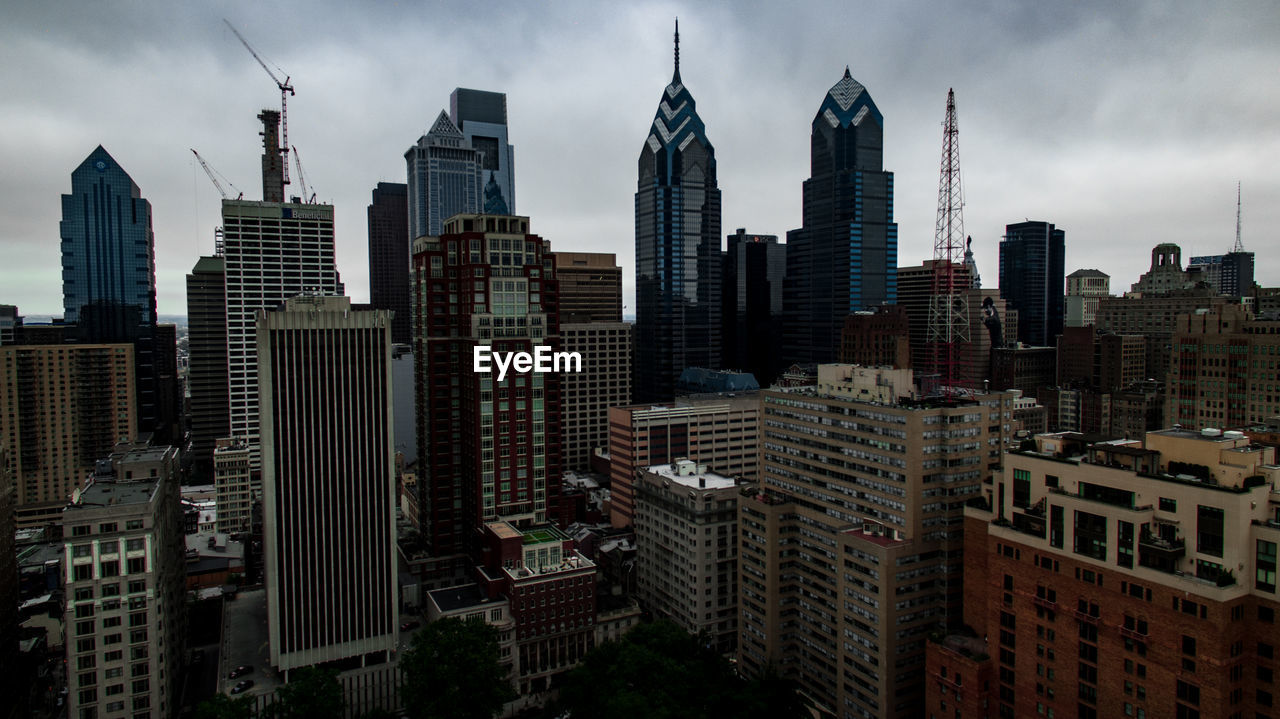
[2,1,1278,316]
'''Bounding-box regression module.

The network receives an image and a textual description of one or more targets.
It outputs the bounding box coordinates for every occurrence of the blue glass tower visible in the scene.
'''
[60,145,157,332]
[784,69,898,365]
[634,23,721,402]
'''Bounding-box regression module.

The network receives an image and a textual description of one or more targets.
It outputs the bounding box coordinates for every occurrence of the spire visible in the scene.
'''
[844,65,851,79]
[1233,181,1244,252]
[673,18,681,83]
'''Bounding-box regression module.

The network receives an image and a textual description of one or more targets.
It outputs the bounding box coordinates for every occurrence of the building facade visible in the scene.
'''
[0,342,136,528]
[405,111,484,240]
[1168,304,1280,430]
[212,439,252,535]
[740,365,1016,719]
[1189,251,1255,297]
[552,252,622,323]
[451,88,516,214]
[63,444,185,719]
[723,229,787,385]
[186,255,228,480]
[560,322,631,473]
[839,305,911,369]
[1065,268,1110,327]
[934,429,1280,719]
[607,394,761,528]
[634,460,740,653]
[1095,285,1231,384]
[367,182,411,344]
[634,32,721,403]
[785,69,898,366]
[259,296,397,674]
[999,221,1065,347]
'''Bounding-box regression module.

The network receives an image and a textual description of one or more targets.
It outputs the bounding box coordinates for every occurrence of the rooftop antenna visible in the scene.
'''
[1233,182,1244,253]
[673,18,681,81]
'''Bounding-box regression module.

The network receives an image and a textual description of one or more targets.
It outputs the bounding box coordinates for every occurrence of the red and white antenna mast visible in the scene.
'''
[928,88,969,398]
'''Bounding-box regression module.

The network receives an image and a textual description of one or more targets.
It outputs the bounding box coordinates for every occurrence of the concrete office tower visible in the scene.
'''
[367,182,411,344]
[933,430,1280,719]
[553,252,622,323]
[634,460,741,653]
[450,88,516,214]
[1096,284,1229,384]
[785,69,898,365]
[212,439,252,534]
[839,305,910,369]
[561,323,631,473]
[723,229,787,386]
[1168,304,1280,429]
[406,111,484,240]
[60,146,156,329]
[738,365,1016,719]
[1065,268,1110,327]
[607,394,760,528]
[1189,252,1255,297]
[259,296,396,674]
[634,25,721,403]
[1000,221,1065,347]
[63,443,185,719]
[186,255,229,480]
[222,197,342,460]
[0,342,137,528]
[411,214,564,584]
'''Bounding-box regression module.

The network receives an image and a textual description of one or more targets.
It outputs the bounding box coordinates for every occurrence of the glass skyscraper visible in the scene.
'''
[999,220,1065,347]
[405,111,484,240]
[60,145,157,331]
[784,69,898,365]
[634,30,721,403]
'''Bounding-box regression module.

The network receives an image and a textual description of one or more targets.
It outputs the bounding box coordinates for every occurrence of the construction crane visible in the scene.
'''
[224,19,294,185]
[191,148,243,200]
[291,146,316,203]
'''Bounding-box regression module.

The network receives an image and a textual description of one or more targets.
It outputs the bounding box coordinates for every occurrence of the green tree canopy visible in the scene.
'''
[265,666,344,719]
[401,617,515,719]
[193,693,256,719]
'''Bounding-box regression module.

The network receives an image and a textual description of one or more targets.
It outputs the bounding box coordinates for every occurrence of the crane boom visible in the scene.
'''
[191,149,243,200]
[224,19,293,185]
[291,146,316,203]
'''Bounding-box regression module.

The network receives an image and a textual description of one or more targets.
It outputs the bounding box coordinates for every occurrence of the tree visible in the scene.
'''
[555,620,808,719]
[193,694,255,719]
[264,666,344,719]
[401,617,514,719]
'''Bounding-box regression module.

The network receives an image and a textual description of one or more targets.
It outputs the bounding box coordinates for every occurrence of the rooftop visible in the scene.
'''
[69,477,158,511]
[646,461,736,490]
[429,583,499,613]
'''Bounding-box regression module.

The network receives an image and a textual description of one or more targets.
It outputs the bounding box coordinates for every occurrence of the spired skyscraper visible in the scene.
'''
[634,23,721,403]
[784,69,898,365]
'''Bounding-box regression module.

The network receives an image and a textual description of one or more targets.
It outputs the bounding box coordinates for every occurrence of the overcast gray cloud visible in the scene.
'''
[2,0,1277,316]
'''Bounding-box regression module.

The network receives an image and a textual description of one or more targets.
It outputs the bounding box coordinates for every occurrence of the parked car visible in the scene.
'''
[229,665,253,679]
[230,679,255,695]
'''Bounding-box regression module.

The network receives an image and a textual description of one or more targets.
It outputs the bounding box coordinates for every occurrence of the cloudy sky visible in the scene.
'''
[2,0,1277,317]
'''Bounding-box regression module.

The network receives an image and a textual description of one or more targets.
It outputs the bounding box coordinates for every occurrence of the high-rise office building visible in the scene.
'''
[450,88,516,214]
[999,220,1065,347]
[367,182,411,344]
[259,296,397,674]
[0,449,18,719]
[411,214,563,581]
[212,439,252,534]
[738,365,1015,719]
[0,305,20,345]
[1168,304,1280,430]
[553,252,622,323]
[405,112,484,240]
[634,460,741,653]
[1189,251,1255,297]
[839,305,910,369]
[63,443,185,719]
[634,27,721,402]
[186,255,228,480]
[722,229,787,386]
[931,429,1280,719]
[0,341,137,528]
[60,146,156,330]
[1065,268,1110,327]
[1095,284,1229,384]
[784,69,898,365]
[607,394,760,528]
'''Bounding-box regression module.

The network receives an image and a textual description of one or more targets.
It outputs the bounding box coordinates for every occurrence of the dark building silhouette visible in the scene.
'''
[999,220,1065,347]
[839,305,910,369]
[785,69,898,365]
[186,256,229,479]
[722,229,786,386]
[553,252,622,323]
[634,27,721,402]
[367,182,411,344]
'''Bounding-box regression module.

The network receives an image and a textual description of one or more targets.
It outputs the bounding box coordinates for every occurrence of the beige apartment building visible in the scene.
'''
[212,438,253,534]
[739,365,1015,719]
[1167,303,1280,430]
[561,322,630,472]
[0,343,136,528]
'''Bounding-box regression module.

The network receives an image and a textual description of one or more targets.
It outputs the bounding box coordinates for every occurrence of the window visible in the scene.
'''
[1196,505,1224,558]
[1074,511,1107,560]
[1258,540,1277,592]
[1014,469,1031,508]
[1159,497,1177,512]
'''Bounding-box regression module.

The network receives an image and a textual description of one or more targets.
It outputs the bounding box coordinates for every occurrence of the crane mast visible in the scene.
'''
[224,19,293,186]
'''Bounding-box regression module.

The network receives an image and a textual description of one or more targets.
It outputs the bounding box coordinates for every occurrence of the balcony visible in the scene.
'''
[1138,532,1185,563]
[1118,626,1148,642]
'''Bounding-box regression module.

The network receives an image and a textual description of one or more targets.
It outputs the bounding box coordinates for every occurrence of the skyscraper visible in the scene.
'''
[784,69,898,365]
[722,229,787,386]
[999,220,1065,347]
[450,88,516,213]
[367,182,411,344]
[60,146,156,329]
[223,111,343,462]
[634,24,721,402]
[405,112,484,239]
[259,296,397,675]
[185,255,228,480]
[411,213,563,585]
